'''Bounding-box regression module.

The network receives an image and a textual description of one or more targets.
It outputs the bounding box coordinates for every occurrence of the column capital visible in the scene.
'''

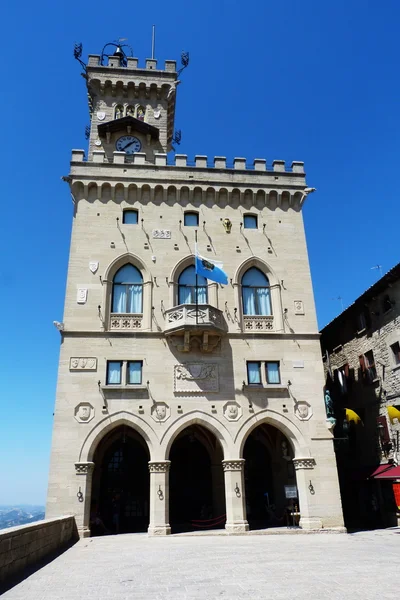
[292,457,316,470]
[75,462,95,475]
[148,461,171,473]
[222,459,245,472]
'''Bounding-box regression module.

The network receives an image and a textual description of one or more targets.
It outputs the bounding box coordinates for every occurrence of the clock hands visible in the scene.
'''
[121,140,137,151]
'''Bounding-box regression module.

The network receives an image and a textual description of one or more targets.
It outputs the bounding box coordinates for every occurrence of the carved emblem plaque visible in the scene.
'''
[223,402,242,421]
[294,300,304,315]
[74,402,94,423]
[70,358,97,371]
[151,402,170,422]
[77,288,88,304]
[152,229,171,239]
[294,401,313,421]
[174,363,219,392]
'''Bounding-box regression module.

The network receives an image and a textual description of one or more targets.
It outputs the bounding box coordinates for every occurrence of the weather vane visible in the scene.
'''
[100,39,133,67]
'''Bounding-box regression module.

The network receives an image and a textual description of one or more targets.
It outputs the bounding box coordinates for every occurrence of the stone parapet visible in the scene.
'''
[0,516,78,586]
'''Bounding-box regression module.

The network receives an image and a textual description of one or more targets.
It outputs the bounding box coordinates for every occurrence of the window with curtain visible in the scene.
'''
[115,105,124,119]
[112,264,143,314]
[123,209,138,224]
[184,212,199,226]
[244,214,258,229]
[178,265,207,304]
[266,362,280,384]
[241,267,271,315]
[127,361,142,384]
[247,361,261,384]
[107,361,122,384]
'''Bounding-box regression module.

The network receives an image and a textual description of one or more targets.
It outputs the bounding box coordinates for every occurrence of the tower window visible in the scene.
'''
[126,105,135,118]
[136,105,146,121]
[391,342,400,366]
[184,212,199,226]
[115,105,124,120]
[244,214,258,229]
[127,361,143,384]
[247,361,261,385]
[123,209,138,224]
[382,295,393,313]
[112,264,143,314]
[178,265,207,304]
[241,267,272,316]
[107,361,122,385]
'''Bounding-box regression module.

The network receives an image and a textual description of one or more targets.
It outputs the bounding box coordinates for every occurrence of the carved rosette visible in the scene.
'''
[110,314,143,330]
[292,458,316,470]
[222,459,245,472]
[148,461,171,473]
[243,315,274,331]
[75,462,95,475]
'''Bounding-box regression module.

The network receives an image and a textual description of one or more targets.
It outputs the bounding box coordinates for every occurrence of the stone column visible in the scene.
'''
[148,461,171,536]
[74,462,95,538]
[222,459,249,533]
[292,458,322,530]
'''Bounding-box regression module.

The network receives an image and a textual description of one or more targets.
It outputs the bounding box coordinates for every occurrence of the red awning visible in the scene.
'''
[371,465,400,479]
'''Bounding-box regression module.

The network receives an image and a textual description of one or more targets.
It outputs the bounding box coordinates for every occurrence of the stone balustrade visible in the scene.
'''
[109,313,143,330]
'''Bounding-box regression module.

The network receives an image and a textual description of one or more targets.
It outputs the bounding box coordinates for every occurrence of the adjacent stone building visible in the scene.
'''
[46,44,344,536]
[320,263,400,529]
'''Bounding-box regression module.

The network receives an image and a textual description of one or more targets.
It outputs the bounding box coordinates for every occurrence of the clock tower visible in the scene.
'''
[85,45,179,162]
[47,41,345,538]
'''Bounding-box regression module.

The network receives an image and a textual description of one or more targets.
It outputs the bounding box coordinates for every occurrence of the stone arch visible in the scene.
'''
[114,183,125,203]
[78,411,159,463]
[105,252,151,284]
[218,187,229,206]
[234,256,279,288]
[160,411,233,460]
[235,409,310,458]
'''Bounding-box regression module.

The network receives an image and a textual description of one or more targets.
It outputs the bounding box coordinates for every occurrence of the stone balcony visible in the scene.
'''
[164,304,227,352]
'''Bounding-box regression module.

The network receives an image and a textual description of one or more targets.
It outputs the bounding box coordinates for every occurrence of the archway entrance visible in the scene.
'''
[243,424,298,530]
[169,425,225,533]
[91,425,150,535]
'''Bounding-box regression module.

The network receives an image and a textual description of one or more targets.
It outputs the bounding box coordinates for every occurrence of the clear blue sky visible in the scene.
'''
[1,0,398,505]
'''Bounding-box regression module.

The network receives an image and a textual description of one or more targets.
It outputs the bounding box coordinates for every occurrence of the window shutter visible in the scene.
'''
[377,416,390,444]
[344,364,350,378]
[359,355,366,372]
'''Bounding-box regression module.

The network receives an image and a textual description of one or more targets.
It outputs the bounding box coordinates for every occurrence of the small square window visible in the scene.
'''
[247,361,261,385]
[123,209,138,224]
[243,214,258,229]
[127,361,143,384]
[184,212,199,226]
[107,361,122,385]
[391,342,400,366]
[266,361,280,384]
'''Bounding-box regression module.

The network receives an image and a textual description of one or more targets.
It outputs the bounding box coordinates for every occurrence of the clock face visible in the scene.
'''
[115,135,142,154]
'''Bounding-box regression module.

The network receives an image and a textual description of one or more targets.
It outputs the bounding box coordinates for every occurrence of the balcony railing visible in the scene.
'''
[164,304,227,334]
[243,315,274,332]
[110,313,143,330]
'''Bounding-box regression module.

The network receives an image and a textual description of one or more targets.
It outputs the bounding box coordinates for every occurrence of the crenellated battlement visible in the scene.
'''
[71,150,305,174]
[87,54,177,74]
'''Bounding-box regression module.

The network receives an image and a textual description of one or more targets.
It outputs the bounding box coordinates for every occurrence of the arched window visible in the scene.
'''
[178,265,207,304]
[136,105,146,121]
[115,105,124,119]
[241,267,271,315]
[126,105,135,117]
[112,264,143,313]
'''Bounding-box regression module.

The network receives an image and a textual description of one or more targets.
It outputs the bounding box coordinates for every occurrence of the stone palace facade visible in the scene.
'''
[46,44,344,536]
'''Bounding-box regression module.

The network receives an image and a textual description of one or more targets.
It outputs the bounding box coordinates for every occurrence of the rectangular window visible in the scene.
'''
[391,342,400,366]
[247,361,261,385]
[266,361,281,384]
[364,350,377,382]
[184,212,199,226]
[107,361,122,385]
[337,364,349,393]
[127,361,143,384]
[243,214,258,229]
[357,312,367,331]
[123,209,138,224]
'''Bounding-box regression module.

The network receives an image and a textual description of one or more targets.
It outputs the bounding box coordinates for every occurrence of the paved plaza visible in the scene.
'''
[2,529,399,599]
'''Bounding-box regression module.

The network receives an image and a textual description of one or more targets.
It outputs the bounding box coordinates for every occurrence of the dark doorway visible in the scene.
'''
[244,424,298,530]
[169,425,225,533]
[91,426,150,534]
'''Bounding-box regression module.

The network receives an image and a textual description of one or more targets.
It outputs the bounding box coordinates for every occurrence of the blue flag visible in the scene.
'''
[195,253,228,285]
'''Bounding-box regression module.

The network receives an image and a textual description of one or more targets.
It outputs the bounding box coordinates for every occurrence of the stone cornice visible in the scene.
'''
[61,330,321,340]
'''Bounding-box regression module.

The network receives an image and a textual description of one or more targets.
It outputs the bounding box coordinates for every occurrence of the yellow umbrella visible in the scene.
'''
[387,405,400,424]
[345,408,363,425]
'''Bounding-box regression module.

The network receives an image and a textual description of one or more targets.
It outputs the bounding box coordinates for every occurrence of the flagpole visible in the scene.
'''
[195,229,198,325]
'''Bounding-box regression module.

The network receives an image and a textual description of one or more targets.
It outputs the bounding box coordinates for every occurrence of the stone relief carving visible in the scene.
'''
[294,401,313,421]
[151,402,170,422]
[243,315,273,331]
[222,460,245,471]
[77,288,88,304]
[223,402,242,422]
[174,363,219,392]
[75,462,95,474]
[292,458,316,470]
[148,461,171,473]
[294,300,304,315]
[89,261,99,274]
[74,403,95,423]
[152,229,171,239]
[70,358,97,371]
